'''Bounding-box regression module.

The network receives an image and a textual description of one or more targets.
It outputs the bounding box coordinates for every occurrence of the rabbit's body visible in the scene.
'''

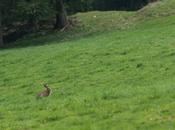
[37,84,52,98]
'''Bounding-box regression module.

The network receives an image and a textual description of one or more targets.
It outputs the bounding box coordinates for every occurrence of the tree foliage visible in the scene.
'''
[16,0,52,32]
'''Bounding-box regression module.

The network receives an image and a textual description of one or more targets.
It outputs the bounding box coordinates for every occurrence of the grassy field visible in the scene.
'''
[1,0,175,130]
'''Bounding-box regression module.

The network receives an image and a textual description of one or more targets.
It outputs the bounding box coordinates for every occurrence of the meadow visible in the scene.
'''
[1,0,175,129]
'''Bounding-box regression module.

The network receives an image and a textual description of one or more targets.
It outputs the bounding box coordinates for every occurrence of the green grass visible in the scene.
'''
[1,0,175,130]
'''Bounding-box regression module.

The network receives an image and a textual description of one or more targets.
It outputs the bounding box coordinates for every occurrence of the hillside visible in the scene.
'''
[1,0,175,130]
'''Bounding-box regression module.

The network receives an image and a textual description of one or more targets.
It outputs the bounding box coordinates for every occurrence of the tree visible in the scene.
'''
[54,0,69,29]
[16,0,52,32]
[0,4,4,47]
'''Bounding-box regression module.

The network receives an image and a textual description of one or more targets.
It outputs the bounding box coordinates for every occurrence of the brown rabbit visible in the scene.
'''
[37,84,52,98]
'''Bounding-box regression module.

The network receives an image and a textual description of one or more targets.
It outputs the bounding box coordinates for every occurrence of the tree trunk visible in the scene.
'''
[0,10,4,47]
[54,0,69,29]
[27,17,39,33]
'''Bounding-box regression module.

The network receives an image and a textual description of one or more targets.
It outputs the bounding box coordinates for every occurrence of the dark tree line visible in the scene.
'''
[0,0,158,47]
[66,0,158,13]
[0,0,69,46]
[0,7,3,47]
[0,1,4,47]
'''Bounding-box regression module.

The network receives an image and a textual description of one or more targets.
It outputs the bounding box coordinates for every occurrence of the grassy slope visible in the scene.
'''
[1,0,175,130]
